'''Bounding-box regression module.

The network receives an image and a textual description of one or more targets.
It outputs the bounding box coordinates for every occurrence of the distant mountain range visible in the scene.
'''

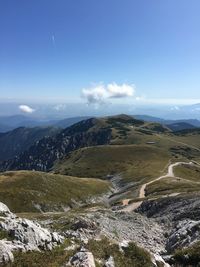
[0,115,91,133]
[0,114,200,133]
[134,115,200,131]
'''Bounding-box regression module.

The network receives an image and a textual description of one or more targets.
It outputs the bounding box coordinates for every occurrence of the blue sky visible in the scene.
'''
[1,0,200,107]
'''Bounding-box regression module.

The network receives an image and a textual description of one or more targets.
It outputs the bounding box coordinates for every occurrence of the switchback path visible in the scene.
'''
[122,161,199,212]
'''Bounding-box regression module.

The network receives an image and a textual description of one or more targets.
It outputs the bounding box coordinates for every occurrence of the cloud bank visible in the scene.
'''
[53,104,67,111]
[82,83,135,105]
[19,105,35,113]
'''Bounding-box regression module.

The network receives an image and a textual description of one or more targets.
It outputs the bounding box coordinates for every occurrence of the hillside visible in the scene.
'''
[0,115,146,172]
[134,115,200,129]
[167,122,196,131]
[54,145,170,184]
[0,126,60,161]
[0,171,109,213]
[0,114,200,266]
[54,116,91,128]
[1,114,200,174]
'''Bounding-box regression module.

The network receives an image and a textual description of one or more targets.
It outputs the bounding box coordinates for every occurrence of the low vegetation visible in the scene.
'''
[3,237,153,267]
[5,240,75,267]
[0,229,14,241]
[54,145,170,184]
[0,171,109,213]
[86,237,153,267]
[146,177,200,197]
[174,164,200,182]
[173,241,200,266]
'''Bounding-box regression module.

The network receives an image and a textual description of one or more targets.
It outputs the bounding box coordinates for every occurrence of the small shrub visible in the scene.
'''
[173,241,200,266]
[86,238,153,267]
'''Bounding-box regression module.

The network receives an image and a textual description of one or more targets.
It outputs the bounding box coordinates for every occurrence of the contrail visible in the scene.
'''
[52,35,55,46]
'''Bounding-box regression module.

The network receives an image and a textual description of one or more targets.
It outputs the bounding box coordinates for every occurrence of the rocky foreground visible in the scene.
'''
[1,193,200,266]
[0,200,170,267]
[0,202,63,264]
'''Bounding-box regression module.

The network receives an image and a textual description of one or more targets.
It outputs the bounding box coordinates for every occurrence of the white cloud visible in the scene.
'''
[82,83,135,105]
[107,83,135,98]
[19,105,35,113]
[82,85,107,105]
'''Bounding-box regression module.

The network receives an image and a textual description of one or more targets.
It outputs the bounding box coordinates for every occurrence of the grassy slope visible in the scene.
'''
[53,116,200,185]
[174,164,200,182]
[53,117,200,205]
[0,171,109,213]
[173,132,200,150]
[54,145,170,184]
[146,177,200,197]
[146,162,200,197]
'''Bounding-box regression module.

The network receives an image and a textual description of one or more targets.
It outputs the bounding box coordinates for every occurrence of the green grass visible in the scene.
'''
[0,171,110,213]
[53,145,170,184]
[86,237,153,267]
[3,237,153,267]
[146,177,200,197]
[5,239,76,267]
[0,229,14,241]
[166,133,200,151]
[174,164,200,182]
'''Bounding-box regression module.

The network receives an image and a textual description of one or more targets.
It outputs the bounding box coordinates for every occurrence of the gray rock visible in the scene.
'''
[0,216,63,250]
[0,202,11,214]
[67,247,96,267]
[152,254,170,267]
[0,240,14,264]
[166,219,200,252]
[0,202,63,264]
[104,256,115,267]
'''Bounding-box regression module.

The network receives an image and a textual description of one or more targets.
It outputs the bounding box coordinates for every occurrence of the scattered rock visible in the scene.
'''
[67,247,96,267]
[64,217,99,244]
[91,210,166,254]
[152,254,170,267]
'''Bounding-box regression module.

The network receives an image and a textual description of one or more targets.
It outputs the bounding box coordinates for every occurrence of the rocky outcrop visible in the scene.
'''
[0,240,14,264]
[137,193,200,253]
[67,247,96,267]
[166,219,200,252]
[0,202,63,264]
[104,256,115,267]
[138,193,200,222]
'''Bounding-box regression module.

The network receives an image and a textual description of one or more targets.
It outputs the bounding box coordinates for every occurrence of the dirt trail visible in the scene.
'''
[122,161,198,212]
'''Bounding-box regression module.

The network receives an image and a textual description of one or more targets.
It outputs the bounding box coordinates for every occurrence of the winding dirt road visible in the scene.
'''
[122,161,198,212]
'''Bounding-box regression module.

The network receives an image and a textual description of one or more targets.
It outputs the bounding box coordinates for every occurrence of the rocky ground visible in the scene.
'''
[138,193,200,253]
[1,192,200,266]
[0,202,63,264]
[0,200,170,266]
